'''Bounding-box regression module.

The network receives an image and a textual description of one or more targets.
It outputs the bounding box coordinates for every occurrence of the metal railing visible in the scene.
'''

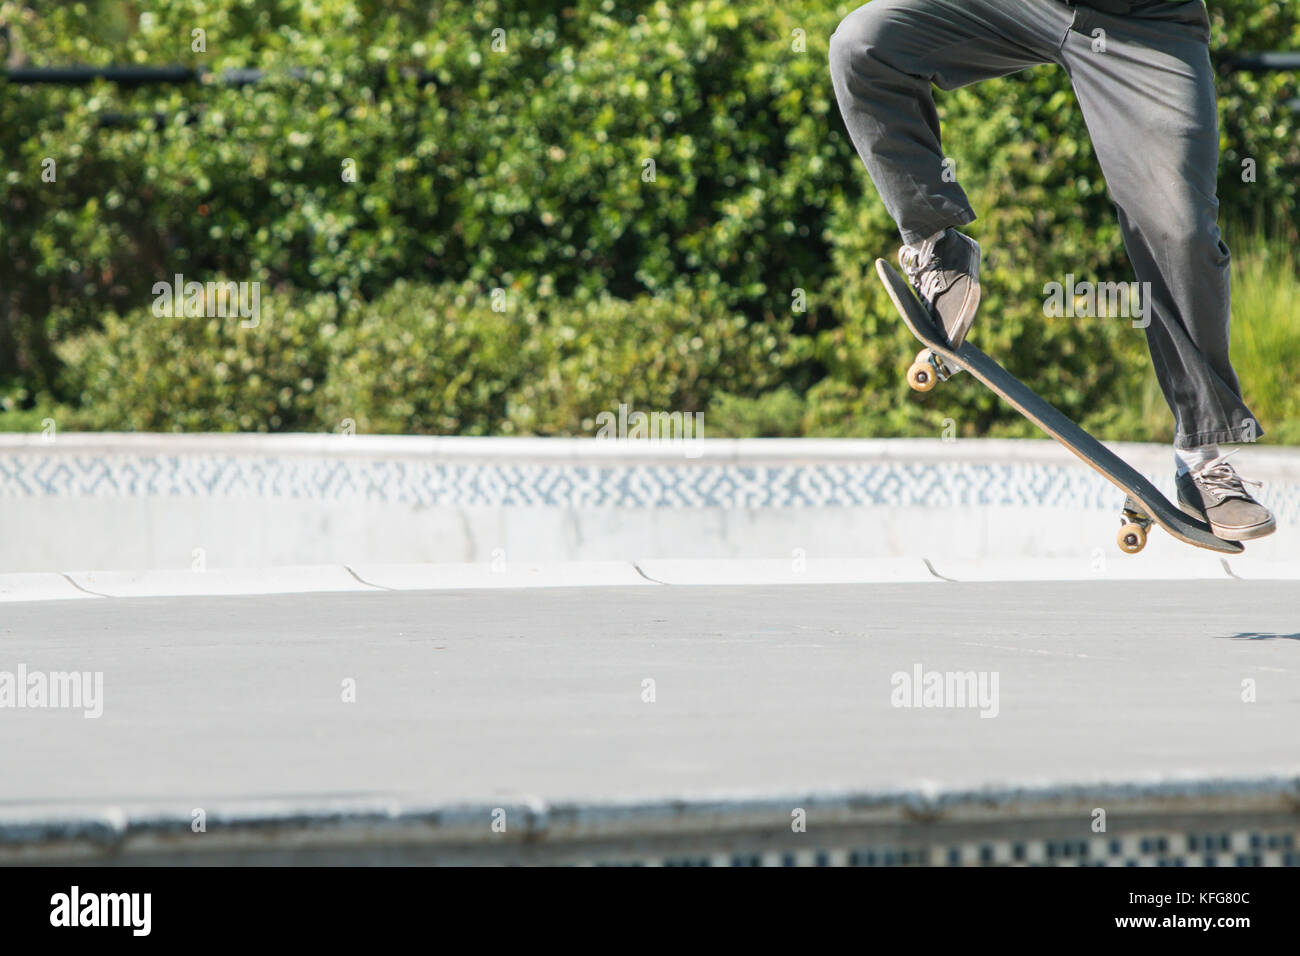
[2,65,437,87]
[4,51,1295,113]
[1218,51,1300,113]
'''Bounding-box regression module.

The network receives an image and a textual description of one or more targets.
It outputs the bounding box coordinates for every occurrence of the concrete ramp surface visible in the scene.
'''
[2,581,1297,865]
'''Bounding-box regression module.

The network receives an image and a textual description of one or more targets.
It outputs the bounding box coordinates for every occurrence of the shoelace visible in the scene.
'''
[898,238,946,302]
[1193,451,1263,501]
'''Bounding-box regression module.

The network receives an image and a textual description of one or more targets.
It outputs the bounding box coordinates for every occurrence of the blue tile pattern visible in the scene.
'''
[1,452,1296,522]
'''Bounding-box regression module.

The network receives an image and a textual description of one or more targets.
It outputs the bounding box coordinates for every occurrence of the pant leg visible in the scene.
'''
[1060,0,1261,447]
[828,0,1074,244]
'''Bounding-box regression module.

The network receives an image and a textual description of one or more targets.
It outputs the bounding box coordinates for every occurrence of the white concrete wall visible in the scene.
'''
[1,434,1297,572]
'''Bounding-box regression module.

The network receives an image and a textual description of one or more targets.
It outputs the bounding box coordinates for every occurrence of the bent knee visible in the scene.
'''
[1161,207,1223,250]
[829,2,901,70]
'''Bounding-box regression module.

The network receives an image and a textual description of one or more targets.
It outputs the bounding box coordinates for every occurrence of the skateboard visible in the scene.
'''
[876,258,1242,555]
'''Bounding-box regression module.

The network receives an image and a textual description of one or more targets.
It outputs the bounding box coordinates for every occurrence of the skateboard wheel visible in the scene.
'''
[1117,522,1147,554]
[907,358,938,392]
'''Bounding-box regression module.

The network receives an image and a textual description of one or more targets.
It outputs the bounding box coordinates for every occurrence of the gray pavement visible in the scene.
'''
[1,581,1297,820]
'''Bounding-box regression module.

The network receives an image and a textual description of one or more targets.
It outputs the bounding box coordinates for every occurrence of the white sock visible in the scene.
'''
[1175,444,1220,476]
[905,228,948,252]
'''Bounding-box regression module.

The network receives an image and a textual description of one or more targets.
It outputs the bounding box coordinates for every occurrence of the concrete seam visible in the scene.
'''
[343,566,395,591]
[923,559,958,583]
[632,563,668,585]
[59,573,110,598]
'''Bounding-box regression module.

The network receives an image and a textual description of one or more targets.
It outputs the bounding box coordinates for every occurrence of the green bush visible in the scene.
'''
[57,285,340,432]
[705,387,810,437]
[51,278,792,435]
[318,281,529,435]
[506,286,794,435]
[2,0,1297,438]
[320,282,794,436]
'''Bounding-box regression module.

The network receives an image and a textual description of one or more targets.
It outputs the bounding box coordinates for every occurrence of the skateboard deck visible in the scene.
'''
[876,258,1242,555]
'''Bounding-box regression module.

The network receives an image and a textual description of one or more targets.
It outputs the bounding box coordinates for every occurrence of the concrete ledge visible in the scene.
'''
[0,573,96,603]
[353,561,654,590]
[1222,557,1300,580]
[636,558,938,585]
[4,554,1300,602]
[3,435,1297,570]
[926,556,1235,582]
[64,565,370,598]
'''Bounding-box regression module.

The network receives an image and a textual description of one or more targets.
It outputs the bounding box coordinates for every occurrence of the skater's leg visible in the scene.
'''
[829,0,1073,343]
[1060,0,1259,449]
[828,0,1073,244]
[1062,0,1272,539]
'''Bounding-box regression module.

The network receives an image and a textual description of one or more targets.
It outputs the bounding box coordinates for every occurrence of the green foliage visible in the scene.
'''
[56,286,340,431]
[1226,230,1300,445]
[50,278,789,435]
[506,286,794,435]
[320,281,794,436]
[317,281,528,436]
[1,0,1297,439]
[706,387,810,437]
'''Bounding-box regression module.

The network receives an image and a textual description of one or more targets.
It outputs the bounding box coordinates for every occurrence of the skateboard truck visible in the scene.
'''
[906,348,962,392]
[1117,496,1154,554]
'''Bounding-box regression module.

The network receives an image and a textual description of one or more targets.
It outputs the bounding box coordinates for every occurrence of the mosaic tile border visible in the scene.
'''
[1,451,1297,523]
[622,826,1300,867]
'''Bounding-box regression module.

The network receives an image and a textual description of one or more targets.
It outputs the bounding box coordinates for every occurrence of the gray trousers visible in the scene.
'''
[829,0,1260,448]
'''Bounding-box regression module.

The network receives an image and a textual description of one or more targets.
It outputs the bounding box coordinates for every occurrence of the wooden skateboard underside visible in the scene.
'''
[876,258,1242,555]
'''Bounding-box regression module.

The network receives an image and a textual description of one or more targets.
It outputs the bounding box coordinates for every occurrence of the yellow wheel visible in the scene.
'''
[907,350,939,393]
[1117,522,1147,554]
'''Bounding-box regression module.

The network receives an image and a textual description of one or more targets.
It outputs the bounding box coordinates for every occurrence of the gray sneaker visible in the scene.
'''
[897,228,982,348]
[1176,453,1276,541]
